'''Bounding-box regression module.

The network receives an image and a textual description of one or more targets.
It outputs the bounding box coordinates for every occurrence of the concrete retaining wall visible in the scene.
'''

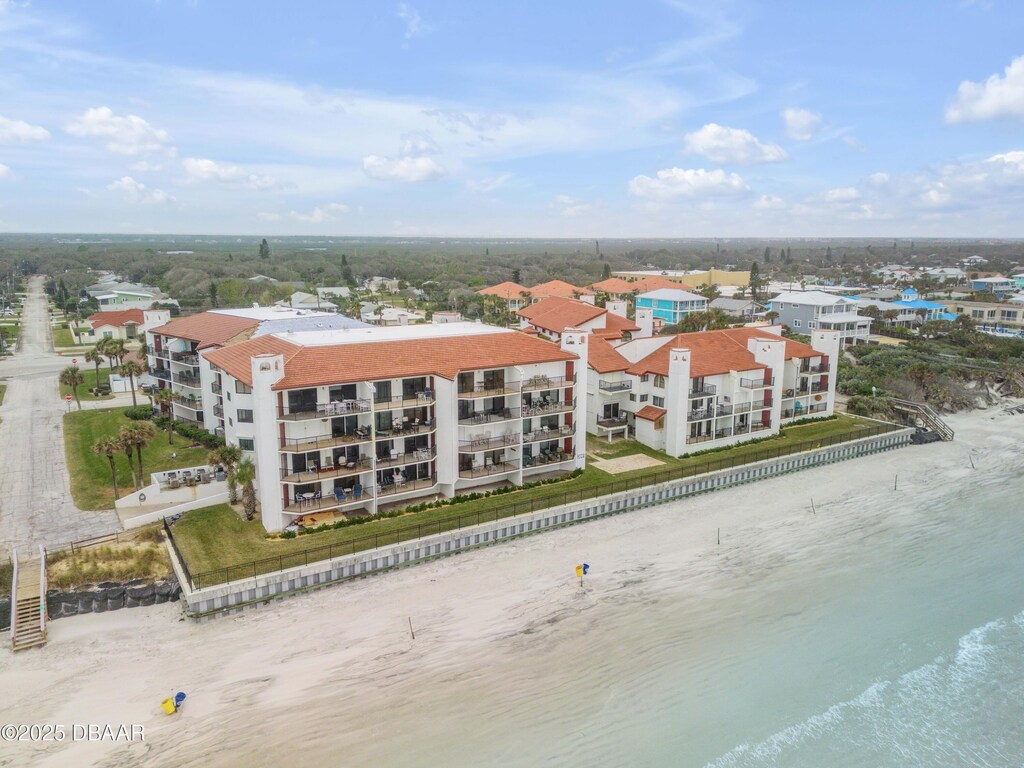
[122,491,230,529]
[177,428,913,620]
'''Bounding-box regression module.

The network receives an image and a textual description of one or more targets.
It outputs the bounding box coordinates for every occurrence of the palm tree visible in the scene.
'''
[234,457,258,521]
[107,338,128,370]
[208,443,243,504]
[85,346,103,390]
[91,437,120,502]
[59,365,84,410]
[122,421,156,484]
[119,360,144,407]
[117,428,140,490]
[154,388,175,443]
[95,337,113,371]
[765,310,780,325]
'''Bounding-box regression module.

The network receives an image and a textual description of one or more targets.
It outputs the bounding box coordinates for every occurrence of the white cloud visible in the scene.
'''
[0,115,49,142]
[467,173,512,193]
[868,172,891,186]
[823,186,860,202]
[130,160,163,172]
[986,149,1024,173]
[65,106,171,155]
[549,194,591,217]
[288,203,350,223]
[684,123,787,165]
[398,131,439,157]
[628,167,748,201]
[0,163,11,178]
[397,3,432,40]
[920,184,952,206]
[754,194,786,210]
[947,56,1024,123]
[781,108,822,141]
[107,175,174,204]
[362,154,444,182]
[182,157,276,189]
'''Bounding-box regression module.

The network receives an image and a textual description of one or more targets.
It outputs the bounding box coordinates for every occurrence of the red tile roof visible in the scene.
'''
[635,405,666,421]
[589,276,680,294]
[476,281,530,299]
[592,312,640,341]
[588,335,630,373]
[530,279,594,298]
[625,327,818,378]
[150,312,260,350]
[204,330,577,389]
[517,297,605,334]
[88,309,145,329]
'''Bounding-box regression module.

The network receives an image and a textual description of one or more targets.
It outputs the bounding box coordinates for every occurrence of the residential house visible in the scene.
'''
[768,291,871,345]
[529,280,595,302]
[282,291,337,312]
[516,297,641,343]
[635,288,709,329]
[475,281,531,311]
[948,300,1024,334]
[85,280,179,310]
[588,275,680,298]
[360,303,427,326]
[611,268,750,289]
[81,308,171,342]
[970,276,1016,298]
[710,297,762,320]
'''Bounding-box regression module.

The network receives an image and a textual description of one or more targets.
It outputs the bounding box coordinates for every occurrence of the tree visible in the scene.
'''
[60,365,84,410]
[122,421,156,484]
[209,281,218,308]
[765,310,779,325]
[882,309,900,326]
[601,262,611,279]
[749,262,761,303]
[259,238,271,260]
[511,268,521,284]
[154,388,175,443]
[234,457,258,521]
[119,360,144,407]
[209,444,243,504]
[117,428,140,490]
[91,438,120,502]
[695,283,721,301]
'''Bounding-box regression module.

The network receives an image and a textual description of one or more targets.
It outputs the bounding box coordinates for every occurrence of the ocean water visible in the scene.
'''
[390,455,1024,768]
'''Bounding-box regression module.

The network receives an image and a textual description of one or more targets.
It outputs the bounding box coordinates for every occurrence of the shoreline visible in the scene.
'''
[1,404,1020,767]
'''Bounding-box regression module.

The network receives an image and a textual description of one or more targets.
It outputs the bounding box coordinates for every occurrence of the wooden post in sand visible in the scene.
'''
[408,617,415,640]
[894,474,898,491]
[969,455,976,470]
[810,498,816,514]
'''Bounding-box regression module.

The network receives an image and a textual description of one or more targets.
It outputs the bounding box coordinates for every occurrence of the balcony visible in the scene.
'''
[688,407,717,421]
[172,372,201,388]
[375,421,434,439]
[459,434,520,452]
[689,384,718,398]
[596,415,628,429]
[213,404,224,418]
[808,403,829,413]
[457,382,521,398]
[739,377,774,389]
[686,433,714,445]
[522,450,571,468]
[211,381,222,394]
[173,397,203,412]
[281,457,372,484]
[749,423,772,433]
[171,351,199,365]
[151,348,170,361]
[522,374,575,392]
[458,460,519,479]
[376,446,437,468]
[283,490,373,516]
[810,382,825,393]
[373,391,435,410]
[279,430,372,453]
[151,368,171,381]
[278,399,372,421]
[522,424,575,443]
[459,409,518,426]
[521,399,575,418]
[599,380,632,393]
[378,475,438,497]
[800,363,829,374]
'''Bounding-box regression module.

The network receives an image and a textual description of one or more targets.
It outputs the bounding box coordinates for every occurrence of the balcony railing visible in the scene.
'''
[377,475,438,497]
[279,431,372,453]
[522,374,575,392]
[689,384,718,398]
[376,446,437,468]
[521,399,575,418]
[171,351,199,365]
[739,377,774,389]
[522,451,571,468]
[281,457,372,483]
[174,398,203,412]
[522,424,575,443]
[278,399,372,420]
[375,422,434,438]
[457,382,521,398]
[800,363,829,374]
[459,434,520,452]
[283,490,373,515]
[749,423,772,433]
[213,404,224,418]
[686,433,714,445]
[599,380,632,393]
[173,372,201,388]
[211,381,222,394]
[373,391,435,409]
[459,409,518,426]
[808,403,829,413]
[458,461,519,478]
[596,415,628,429]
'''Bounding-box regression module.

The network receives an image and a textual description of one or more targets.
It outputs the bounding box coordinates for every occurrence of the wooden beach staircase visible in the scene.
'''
[10,547,47,652]
[889,398,955,441]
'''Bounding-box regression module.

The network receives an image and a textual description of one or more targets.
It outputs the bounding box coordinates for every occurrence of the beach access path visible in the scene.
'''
[0,276,121,554]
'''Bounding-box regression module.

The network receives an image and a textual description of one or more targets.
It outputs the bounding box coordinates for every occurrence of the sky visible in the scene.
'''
[1,0,1024,238]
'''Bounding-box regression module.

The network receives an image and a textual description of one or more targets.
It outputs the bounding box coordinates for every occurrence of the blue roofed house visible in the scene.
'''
[635,288,708,329]
[893,298,956,323]
[970,276,1015,298]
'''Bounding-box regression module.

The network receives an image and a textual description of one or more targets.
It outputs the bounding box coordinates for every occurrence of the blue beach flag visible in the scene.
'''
[575,563,590,582]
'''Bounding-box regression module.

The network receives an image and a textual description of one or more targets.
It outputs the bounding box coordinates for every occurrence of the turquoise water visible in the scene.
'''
[415,458,1024,767]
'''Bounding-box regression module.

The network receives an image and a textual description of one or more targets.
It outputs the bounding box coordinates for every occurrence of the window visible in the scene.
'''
[226,391,232,401]
[640,374,650,383]
[793,319,802,328]
[808,321,817,329]
[236,409,254,423]
[238,438,255,452]
[235,381,252,394]
[653,375,666,388]
[652,396,665,408]
[629,393,637,402]
[639,394,648,402]
[791,303,799,309]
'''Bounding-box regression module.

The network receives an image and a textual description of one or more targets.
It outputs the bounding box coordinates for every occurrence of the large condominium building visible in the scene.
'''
[198,322,587,532]
[768,291,872,346]
[146,307,364,428]
[585,326,839,454]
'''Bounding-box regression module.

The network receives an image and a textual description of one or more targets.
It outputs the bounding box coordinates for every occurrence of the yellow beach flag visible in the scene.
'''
[575,564,584,578]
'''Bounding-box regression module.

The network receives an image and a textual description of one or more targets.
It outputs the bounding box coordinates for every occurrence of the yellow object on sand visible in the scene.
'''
[161,698,177,715]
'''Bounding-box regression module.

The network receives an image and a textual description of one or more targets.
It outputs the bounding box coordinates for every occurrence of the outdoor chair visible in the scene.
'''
[334,488,346,502]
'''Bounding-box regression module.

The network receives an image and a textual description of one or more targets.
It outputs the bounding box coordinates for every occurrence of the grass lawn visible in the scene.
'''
[63,408,210,510]
[52,326,80,347]
[0,384,6,406]
[60,366,117,402]
[173,414,890,584]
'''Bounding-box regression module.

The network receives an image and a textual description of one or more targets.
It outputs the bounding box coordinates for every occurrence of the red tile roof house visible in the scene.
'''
[82,308,171,342]
[177,319,589,533]
[516,296,644,343]
[475,281,532,311]
[582,325,841,454]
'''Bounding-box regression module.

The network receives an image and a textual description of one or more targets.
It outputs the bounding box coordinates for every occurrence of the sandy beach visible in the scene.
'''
[1,405,1021,768]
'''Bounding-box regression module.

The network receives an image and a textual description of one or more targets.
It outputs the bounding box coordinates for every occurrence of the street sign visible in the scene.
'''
[65,393,72,401]
[72,358,78,364]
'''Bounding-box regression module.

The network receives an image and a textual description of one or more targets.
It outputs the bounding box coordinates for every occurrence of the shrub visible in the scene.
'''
[124,405,154,421]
